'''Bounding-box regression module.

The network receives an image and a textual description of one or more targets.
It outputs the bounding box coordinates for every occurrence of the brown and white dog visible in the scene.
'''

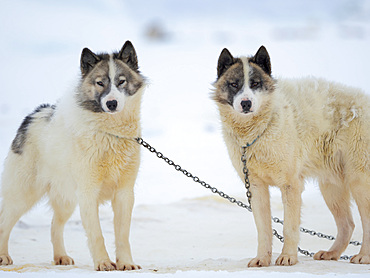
[0,41,145,271]
[213,46,370,266]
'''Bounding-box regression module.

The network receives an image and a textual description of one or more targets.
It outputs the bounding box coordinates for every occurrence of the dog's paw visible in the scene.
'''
[116,260,142,271]
[248,255,271,267]
[95,259,116,271]
[54,255,75,265]
[275,254,298,266]
[0,254,13,265]
[313,250,339,261]
[350,254,370,264]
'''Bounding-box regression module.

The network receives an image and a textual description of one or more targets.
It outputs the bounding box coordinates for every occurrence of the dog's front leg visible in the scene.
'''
[248,184,272,267]
[275,182,303,266]
[78,189,116,271]
[112,187,141,271]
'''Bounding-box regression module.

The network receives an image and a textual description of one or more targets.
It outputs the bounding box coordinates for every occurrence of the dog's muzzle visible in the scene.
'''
[241,100,252,113]
[106,100,118,112]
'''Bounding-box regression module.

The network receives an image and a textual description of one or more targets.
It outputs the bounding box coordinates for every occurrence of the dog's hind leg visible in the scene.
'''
[0,204,27,265]
[349,175,370,264]
[313,179,354,261]
[50,197,76,265]
[0,179,45,265]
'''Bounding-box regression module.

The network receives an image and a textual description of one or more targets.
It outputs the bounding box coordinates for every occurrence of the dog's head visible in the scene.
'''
[77,41,145,114]
[213,46,275,115]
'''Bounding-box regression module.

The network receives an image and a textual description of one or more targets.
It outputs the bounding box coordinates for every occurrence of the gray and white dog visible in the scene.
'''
[0,41,145,271]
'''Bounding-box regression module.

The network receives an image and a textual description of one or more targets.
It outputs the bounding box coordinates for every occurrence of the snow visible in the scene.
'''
[1,0,370,277]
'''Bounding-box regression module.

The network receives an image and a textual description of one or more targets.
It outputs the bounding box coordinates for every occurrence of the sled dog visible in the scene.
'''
[0,41,145,271]
[213,46,370,266]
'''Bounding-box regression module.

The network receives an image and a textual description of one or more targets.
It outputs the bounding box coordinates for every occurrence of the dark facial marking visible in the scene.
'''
[248,63,275,92]
[249,67,263,90]
[77,59,112,113]
[77,81,112,113]
[214,59,244,106]
[114,60,143,96]
[78,99,103,113]
[11,104,56,154]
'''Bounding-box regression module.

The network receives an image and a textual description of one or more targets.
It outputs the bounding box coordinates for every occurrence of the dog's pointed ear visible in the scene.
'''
[80,48,100,76]
[252,46,271,76]
[217,48,235,78]
[118,41,138,71]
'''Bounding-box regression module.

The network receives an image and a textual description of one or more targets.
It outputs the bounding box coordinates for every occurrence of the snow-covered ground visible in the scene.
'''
[0,0,370,277]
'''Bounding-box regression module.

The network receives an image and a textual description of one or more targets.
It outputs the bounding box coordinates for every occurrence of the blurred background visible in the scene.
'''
[0,0,369,205]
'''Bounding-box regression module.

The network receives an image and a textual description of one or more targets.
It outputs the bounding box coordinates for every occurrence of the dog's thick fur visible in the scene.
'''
[213,46,370,266]
[0,41,145,271]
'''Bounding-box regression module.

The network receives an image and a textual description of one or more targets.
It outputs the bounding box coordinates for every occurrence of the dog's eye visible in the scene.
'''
[251,82,260,88]
[229,82,238,89]
[96,81,104,87]
[118,80,126,86]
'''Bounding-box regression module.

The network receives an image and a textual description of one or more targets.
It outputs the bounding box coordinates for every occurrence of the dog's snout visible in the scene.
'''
[241,100,252,113]
[106,100,118,111]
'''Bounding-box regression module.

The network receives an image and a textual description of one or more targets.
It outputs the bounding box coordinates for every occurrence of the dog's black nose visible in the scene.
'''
[241,100,252,113]
[106,100,117,111]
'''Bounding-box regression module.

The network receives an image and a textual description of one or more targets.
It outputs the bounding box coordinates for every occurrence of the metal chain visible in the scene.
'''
[273,228,354,260]
[135,137,361,260]
[271,211,362,247]
[241,145,252,209]
[136,137,252,212]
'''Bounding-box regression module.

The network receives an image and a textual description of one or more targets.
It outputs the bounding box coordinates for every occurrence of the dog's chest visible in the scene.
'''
[224,131,289,186]
[76,135,139,183]
[99,141,138,173]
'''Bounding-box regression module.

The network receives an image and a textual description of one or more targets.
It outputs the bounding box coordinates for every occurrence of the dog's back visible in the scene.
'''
[275,77,369,180]
[1,104,56,200]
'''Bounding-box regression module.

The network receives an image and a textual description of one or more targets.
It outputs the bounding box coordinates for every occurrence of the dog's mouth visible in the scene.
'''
[102,108,120,114]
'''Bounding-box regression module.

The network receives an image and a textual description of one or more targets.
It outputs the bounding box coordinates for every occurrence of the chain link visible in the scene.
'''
[273,228,352,260]
[272,217,361,247]
[241,145,252,209]
[136,137,361,260]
